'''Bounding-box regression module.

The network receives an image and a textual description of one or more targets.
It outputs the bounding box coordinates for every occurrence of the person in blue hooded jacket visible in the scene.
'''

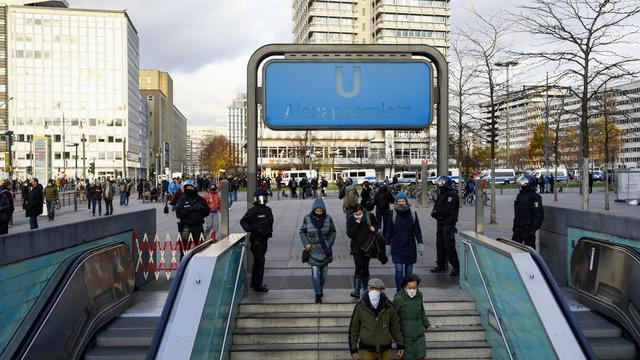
[300,198,337,303]
[386,191,424,293]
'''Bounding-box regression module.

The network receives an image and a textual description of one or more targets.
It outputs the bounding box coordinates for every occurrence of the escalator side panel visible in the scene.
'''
[19,244,134,360]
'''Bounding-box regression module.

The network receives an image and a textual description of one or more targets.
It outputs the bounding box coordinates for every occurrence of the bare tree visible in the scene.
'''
[449,34,480,207]
[517,0,640,209]
[461,8,512,224]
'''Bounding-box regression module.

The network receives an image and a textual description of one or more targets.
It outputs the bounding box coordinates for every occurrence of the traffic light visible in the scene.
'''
[89,161,95,175]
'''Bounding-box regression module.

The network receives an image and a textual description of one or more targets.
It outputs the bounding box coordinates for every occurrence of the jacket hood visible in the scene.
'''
[311,197,326,212]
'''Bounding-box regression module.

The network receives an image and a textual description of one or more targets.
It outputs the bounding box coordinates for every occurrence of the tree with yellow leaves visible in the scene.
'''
[201,135,234,176]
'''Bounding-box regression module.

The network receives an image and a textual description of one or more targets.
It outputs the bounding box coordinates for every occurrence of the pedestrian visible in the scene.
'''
[118,180,127,206]
[538,174,544,193]
[300,177,310,199]
[137,179,144,200]
[175,180,210,258]
[339,178,359,221]
[588,171,594,193]
[360,181,373,211]
[25,178,43,230]
[20,181,30,211]
[310,177,319,199]
[430,176,460,277]
[299,197,336,303]
[89,180,103,216]
[103,179,115,215]
[346,204,377,298]
[125,179,132,205]
[393,274,431,360]
[288,178,297,198]
[550,174,555,193]
[348,278,404,360]
[240,188,274,292]
[388,191,424,292]
[513,175,544,249]
[0,180,15,235]
[203,183,221,241]
[320,176,328,198]
[374,184,395,240]
[43,179,59,221]
[336,175,344,190]
[544,175,551,193]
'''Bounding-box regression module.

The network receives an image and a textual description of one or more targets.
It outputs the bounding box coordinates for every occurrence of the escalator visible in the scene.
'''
[496,237,640,360]
[0,239,214,360]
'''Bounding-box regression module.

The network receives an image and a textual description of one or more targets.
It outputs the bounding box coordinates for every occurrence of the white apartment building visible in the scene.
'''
[2,1,146,180]
[228,93,247,167]
[186,125,219,177]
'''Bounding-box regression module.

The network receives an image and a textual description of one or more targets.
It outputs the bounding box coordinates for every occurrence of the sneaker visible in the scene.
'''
[430,266,446,273]
[315,294,322,303]
[253,285,269,293]
[350,291,360,298]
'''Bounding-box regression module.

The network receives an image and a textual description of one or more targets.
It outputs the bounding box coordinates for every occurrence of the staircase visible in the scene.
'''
[230,288,492,360]
[574,311,637,360]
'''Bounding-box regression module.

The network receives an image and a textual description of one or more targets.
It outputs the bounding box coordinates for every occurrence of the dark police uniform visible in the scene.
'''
[240,201,274,291]
[512,188,544,249]
[431,188,460,273]
[175,191,210,258]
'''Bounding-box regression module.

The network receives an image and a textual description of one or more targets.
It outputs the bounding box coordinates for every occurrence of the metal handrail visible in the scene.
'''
[219,242,246,360]
[462,240,514,360]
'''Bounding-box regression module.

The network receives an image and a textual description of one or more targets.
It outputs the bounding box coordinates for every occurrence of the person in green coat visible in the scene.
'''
[393,274,431,360]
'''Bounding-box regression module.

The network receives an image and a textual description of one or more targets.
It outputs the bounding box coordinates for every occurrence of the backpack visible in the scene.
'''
[343,186,359,209]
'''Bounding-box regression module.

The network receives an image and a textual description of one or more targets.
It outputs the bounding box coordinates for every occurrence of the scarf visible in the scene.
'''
[394,204,410,212]
[309,213,331,256]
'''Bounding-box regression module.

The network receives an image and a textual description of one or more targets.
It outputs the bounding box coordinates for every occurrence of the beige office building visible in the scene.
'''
[139,69,187,178]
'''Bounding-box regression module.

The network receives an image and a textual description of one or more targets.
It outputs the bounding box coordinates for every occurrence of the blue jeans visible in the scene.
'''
[233,190,238,202]
[119,192,127,206]
[311,265,328,295]
[46,200,56,220]
[394,263,413,293]
[228,191,234,208]
[29,216,38,230]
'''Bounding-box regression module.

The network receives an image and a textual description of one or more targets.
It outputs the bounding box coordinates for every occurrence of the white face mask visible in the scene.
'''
[405,288,417,298]
[368,290,381,308]
[354,213,363,220]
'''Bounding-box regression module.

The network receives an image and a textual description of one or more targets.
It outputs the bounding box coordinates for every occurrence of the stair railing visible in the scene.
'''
[219,242,246,360]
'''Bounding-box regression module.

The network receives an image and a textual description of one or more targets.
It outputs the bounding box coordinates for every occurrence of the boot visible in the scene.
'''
[315,294,322,303]
[361,276,369,294]
[449,268,460,277]
[430,266,446,273]
[350,276,362,298]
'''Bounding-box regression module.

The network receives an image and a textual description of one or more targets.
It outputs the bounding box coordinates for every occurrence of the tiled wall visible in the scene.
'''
[459,236,557,360]
[0,232,131,354]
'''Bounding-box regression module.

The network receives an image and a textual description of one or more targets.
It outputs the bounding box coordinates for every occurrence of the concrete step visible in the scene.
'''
[232,325,486,345]
[94,328,154,347]
[83,346,148,360]
[235,310,480,328]
[230,341,492,360]
[588,337,637,360]
[239,301,476,314]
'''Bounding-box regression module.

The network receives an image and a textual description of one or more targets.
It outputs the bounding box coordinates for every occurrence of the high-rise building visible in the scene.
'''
[139,69,188,178]
[228,93,247,166]
[186,125,219,176]
[293,0,449,54]
[2,0,147,180]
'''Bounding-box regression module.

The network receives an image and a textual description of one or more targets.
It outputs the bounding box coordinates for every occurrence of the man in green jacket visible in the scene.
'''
[43,179,59,221]
[349,278,404,360]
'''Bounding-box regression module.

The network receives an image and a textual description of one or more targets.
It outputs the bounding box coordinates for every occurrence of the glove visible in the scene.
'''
[386,245,391,257]
[418,243,425,256]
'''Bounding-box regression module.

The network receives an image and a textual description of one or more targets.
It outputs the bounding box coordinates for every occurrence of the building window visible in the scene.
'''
[54,135,61,142]
[147,95,153,101]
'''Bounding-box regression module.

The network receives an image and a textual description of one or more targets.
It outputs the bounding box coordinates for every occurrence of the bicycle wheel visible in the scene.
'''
[464,193,475,206]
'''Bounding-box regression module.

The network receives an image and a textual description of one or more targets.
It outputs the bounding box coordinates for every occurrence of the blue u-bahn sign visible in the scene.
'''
[263,61,433,130]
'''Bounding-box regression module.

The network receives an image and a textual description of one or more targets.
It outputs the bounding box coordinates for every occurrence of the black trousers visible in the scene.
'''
[436,223,459,269]
[0,219,8,235]
[105,199,113,215]
[513,226,536,249]
[250,238,268,289]
[352,249,371,280]
[179,224,204,259]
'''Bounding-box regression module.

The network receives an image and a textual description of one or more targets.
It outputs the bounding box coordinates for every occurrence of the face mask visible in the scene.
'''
[406,289,417,298]
[368,290,381,308]
[185,189,197,197]
[354,213,363,220]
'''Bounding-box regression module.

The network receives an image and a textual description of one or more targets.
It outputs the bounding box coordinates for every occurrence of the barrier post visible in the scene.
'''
[220,180,230,239]
[475,185,484,234]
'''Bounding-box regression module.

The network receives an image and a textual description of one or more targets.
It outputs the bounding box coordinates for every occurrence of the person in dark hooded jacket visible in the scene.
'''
[300,198,336,303]
[25,178,44,230]
[347,204,378,298]
[240,188,274,292]
[387,191,423,293]
[0,180,14,234]
[175,180,210,258]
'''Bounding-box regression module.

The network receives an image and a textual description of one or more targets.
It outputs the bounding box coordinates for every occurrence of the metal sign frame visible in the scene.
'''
[261,58,434,130]
[247,44,449,210]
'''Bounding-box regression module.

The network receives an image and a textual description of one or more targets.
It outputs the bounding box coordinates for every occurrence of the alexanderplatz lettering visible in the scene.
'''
[264,61,433,130]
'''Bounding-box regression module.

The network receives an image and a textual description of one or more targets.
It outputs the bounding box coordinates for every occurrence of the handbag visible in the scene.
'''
[302,249,310,263]
[163,203,169,214]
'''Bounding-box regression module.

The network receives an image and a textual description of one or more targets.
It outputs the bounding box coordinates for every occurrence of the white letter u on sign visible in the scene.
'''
[335,66,361,98]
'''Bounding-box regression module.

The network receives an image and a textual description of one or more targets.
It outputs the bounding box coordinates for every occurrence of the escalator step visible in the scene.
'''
[95,328,154,347]
[83,346,148,360]
[588,337,637,360]
[573,311,622,338]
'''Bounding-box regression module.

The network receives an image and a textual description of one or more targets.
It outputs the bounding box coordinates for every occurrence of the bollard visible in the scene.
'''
[74,192,78,211]
[421,165,429,208]
[220,180,230,239]
[500,186,503,196]
[276,184,280,200]
[475,185,484,234]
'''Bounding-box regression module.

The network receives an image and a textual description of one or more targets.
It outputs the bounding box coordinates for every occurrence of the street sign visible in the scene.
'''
[263,61,432,130]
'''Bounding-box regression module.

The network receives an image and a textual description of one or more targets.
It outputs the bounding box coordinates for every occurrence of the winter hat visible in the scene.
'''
[395,191,409,202]
[367,278,386,289]
[311,197,326,212]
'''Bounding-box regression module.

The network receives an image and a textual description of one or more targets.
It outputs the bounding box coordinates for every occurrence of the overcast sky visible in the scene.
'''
[70,0,636,128]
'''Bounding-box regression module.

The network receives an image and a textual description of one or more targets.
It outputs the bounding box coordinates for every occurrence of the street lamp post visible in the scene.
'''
[81,134,87,179]
[495,60,519,166]
[67,143,79,179]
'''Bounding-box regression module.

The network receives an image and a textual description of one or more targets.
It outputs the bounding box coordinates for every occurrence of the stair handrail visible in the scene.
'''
[462,239,514,360]
[219,241,246,360]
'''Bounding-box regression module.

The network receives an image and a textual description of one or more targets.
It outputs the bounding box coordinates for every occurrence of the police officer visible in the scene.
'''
[175,180,210,259]
[430,176,460,276]
[513,175,544,249]
[240,188,274,292]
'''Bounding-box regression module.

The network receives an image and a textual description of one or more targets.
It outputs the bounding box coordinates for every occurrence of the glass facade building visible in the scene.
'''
[5,5,146,179]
